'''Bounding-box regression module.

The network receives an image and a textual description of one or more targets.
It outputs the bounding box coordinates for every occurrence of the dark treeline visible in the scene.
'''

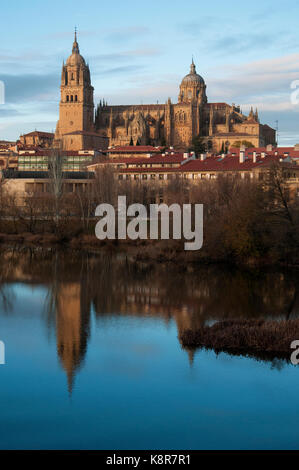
[0,163,298,266]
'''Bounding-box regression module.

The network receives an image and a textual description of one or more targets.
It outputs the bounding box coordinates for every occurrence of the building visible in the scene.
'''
[54,32,275,153]
[107,145,170,159]
[17,149,99,172]
[0,146,18,171]
[86,147,299,203]
[95,61,276,152]
[19,131,54,148]
[87,152,186,172]
[1,170,94,206]
[55,31,108,151]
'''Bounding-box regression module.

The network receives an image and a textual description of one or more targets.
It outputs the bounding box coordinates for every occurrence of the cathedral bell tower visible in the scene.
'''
[55,31,94,141]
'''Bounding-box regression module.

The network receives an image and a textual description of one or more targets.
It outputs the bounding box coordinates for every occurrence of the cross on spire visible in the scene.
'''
[190,57,196,74]
[72,27,80,54]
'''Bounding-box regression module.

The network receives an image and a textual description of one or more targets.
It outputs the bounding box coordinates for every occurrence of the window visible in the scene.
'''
[118,174,123,180]
[75,95,78,102]
[64,183,73,193]
[35,183,44,193]
[142,174,148,180]
[151,174,156,180]
[66,95,69,102]
[25,183,34,193]
[71,95,73,102]
[159,174,164,180]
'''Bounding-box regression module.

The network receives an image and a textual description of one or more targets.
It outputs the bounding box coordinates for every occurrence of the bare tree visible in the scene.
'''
[48,147,64,230]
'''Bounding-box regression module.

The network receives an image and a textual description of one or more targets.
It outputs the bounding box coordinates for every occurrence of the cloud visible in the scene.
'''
[206,32,284,56]
[95,79,178,106]
[205,53,299,113]
[91,47,160,64]
[0,73,59,103]
[102,26,150,44]
[177,16,217,37]
[99,65,145,76]
[0,106,23,118]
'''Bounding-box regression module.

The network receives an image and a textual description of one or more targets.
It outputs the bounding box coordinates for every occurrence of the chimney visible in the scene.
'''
[239,150,245,163]
[183,152,189,159]
[200,154,207,161]
[253,151,257,163]
[261,152,266,159]
[266,144,273,151]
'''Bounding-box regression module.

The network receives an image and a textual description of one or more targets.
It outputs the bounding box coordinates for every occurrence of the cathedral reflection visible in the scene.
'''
[0,248,298,392]
[56,283,90,393]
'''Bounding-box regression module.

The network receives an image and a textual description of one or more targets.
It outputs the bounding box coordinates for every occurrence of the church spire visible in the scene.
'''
[190,57,196,74]
[72,27,80,54]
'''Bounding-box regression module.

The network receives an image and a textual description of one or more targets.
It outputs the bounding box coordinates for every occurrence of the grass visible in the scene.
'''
[180,319,299,361]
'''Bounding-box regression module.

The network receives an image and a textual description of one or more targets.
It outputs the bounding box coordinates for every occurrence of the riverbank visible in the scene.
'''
[180,319,299,362]
[0,231,298,269]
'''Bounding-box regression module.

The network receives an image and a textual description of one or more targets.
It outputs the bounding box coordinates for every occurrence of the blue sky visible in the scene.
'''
[1,0,299,144]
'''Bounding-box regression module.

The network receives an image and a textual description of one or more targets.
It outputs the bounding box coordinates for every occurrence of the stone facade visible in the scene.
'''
[19,131,54,148]
[56,34,276,153]
[55,32,108,151]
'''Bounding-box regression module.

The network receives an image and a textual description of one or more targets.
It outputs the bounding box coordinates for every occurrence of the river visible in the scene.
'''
[0,247,298,450]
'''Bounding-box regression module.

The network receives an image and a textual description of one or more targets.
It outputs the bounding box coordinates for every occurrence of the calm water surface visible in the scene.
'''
[0,247,298,450]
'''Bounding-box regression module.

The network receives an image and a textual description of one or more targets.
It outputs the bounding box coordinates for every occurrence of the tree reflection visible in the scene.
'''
[0,246,298,390]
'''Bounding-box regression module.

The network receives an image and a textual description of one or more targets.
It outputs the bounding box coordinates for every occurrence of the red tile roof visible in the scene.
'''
[21,131,54,138]
[87,153,184,167]
[116,154,297,174]
[229,146,299,159]
[108,146,165,153]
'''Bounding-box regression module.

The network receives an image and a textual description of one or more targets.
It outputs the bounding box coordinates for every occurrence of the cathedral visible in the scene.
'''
[55,33,276,152]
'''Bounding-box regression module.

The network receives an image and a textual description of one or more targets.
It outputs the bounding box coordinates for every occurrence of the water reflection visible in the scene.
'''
[0,246,298,391]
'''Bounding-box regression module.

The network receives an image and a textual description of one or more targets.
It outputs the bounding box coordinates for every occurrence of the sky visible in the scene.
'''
[1,0,299,145]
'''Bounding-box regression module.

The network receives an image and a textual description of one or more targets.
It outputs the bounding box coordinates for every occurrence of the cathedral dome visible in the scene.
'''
[66,31,86,67]
[181,60,204,86]
[66,53,86,66]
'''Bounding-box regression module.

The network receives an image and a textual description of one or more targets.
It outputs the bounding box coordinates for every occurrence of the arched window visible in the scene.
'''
[71,73,74,80]
[71,95,73,102]
[75,95,78,102]
[66,96,69,102]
